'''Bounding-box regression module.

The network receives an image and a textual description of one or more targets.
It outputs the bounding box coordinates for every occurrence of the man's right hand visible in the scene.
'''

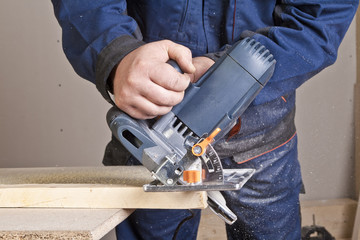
[112,40,195,119]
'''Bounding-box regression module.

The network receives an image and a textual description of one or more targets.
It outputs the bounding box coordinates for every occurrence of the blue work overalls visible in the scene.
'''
[52,1,358,239]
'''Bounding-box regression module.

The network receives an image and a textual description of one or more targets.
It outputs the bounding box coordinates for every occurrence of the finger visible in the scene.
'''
[113,72,182,117]
[140,83,185,107]
[125,69,186,106]
[128,96,173,119]
[149,63,190,92]
[164,41,195,74]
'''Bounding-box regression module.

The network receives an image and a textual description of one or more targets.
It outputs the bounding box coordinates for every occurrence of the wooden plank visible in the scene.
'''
[0,184,207,209]
[0,208,132,240]
[301,198,357,239]
[0,166,208,209]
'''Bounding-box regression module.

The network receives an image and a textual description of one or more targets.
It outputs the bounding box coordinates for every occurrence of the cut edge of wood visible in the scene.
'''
[0,184,208,209]
[0,231,93,240]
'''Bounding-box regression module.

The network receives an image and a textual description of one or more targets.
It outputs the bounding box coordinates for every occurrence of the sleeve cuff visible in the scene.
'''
[95,35,146,104]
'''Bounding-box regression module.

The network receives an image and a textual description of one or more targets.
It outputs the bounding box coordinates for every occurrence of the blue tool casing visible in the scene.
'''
[107,38,276,164]
[171,38,276,141]
[106,38,276,225]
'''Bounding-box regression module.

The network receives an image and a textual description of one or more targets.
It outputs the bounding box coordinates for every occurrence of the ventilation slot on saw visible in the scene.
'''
[122,130,143,149]
[172,117,193,138]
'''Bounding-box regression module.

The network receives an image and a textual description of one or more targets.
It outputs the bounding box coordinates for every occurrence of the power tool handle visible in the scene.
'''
[166,59,183,73]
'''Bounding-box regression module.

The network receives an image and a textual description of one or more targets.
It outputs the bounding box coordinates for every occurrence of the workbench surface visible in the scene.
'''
[0,166,208,209]
[0,166,207,239]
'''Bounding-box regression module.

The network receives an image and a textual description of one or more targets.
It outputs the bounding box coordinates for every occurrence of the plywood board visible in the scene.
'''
[0,166,207,209]
[0,208,132,240]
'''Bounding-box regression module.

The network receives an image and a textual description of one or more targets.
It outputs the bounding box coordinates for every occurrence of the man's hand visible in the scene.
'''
[112,40,195,119]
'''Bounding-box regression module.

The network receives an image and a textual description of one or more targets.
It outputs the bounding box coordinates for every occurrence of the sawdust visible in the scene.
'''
[0,231,92,240]
[0,166,153,187]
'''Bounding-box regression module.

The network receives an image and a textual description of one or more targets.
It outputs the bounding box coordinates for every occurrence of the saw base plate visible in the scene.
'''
[143,168,255,192]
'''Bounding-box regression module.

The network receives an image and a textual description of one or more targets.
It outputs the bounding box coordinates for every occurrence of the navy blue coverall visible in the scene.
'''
[51,1,358,239]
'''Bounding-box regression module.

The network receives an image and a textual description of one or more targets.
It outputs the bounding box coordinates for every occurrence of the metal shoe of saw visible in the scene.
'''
[107,37,276,224]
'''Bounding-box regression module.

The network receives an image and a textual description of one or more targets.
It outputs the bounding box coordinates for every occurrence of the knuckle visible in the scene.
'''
[177,74,190,90]
[157,106,172,116]
[161,39,172,46]
[144,106,160,118]
[133,58,148,71]
[116,86,130,100]
[114,98,128,112]
[184,47,192,56]
[156,94,167,104]
[156,93,171,106]
[130,109,145,119]
[169,74,186,90]
[169,75,180,90]
[126,78,137,89]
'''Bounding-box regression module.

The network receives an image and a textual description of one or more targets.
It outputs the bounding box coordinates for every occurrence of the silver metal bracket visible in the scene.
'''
[143,168,255,192]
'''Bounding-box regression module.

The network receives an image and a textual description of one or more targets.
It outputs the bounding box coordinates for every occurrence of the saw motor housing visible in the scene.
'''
[107,37,276,188]
[107,37,276,224]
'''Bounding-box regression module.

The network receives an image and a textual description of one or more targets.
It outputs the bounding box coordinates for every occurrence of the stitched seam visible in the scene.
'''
[237,132,297,164]
[283,0,356,4]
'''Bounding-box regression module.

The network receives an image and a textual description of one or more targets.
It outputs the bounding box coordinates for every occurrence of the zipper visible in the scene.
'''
[178,0,190,32]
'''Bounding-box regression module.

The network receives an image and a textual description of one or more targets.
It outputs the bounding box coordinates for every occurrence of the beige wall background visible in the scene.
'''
[0,0,357,204]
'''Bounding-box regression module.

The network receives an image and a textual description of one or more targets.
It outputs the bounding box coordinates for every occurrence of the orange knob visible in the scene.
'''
[192,128,221,156]
[183,170,201,184]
